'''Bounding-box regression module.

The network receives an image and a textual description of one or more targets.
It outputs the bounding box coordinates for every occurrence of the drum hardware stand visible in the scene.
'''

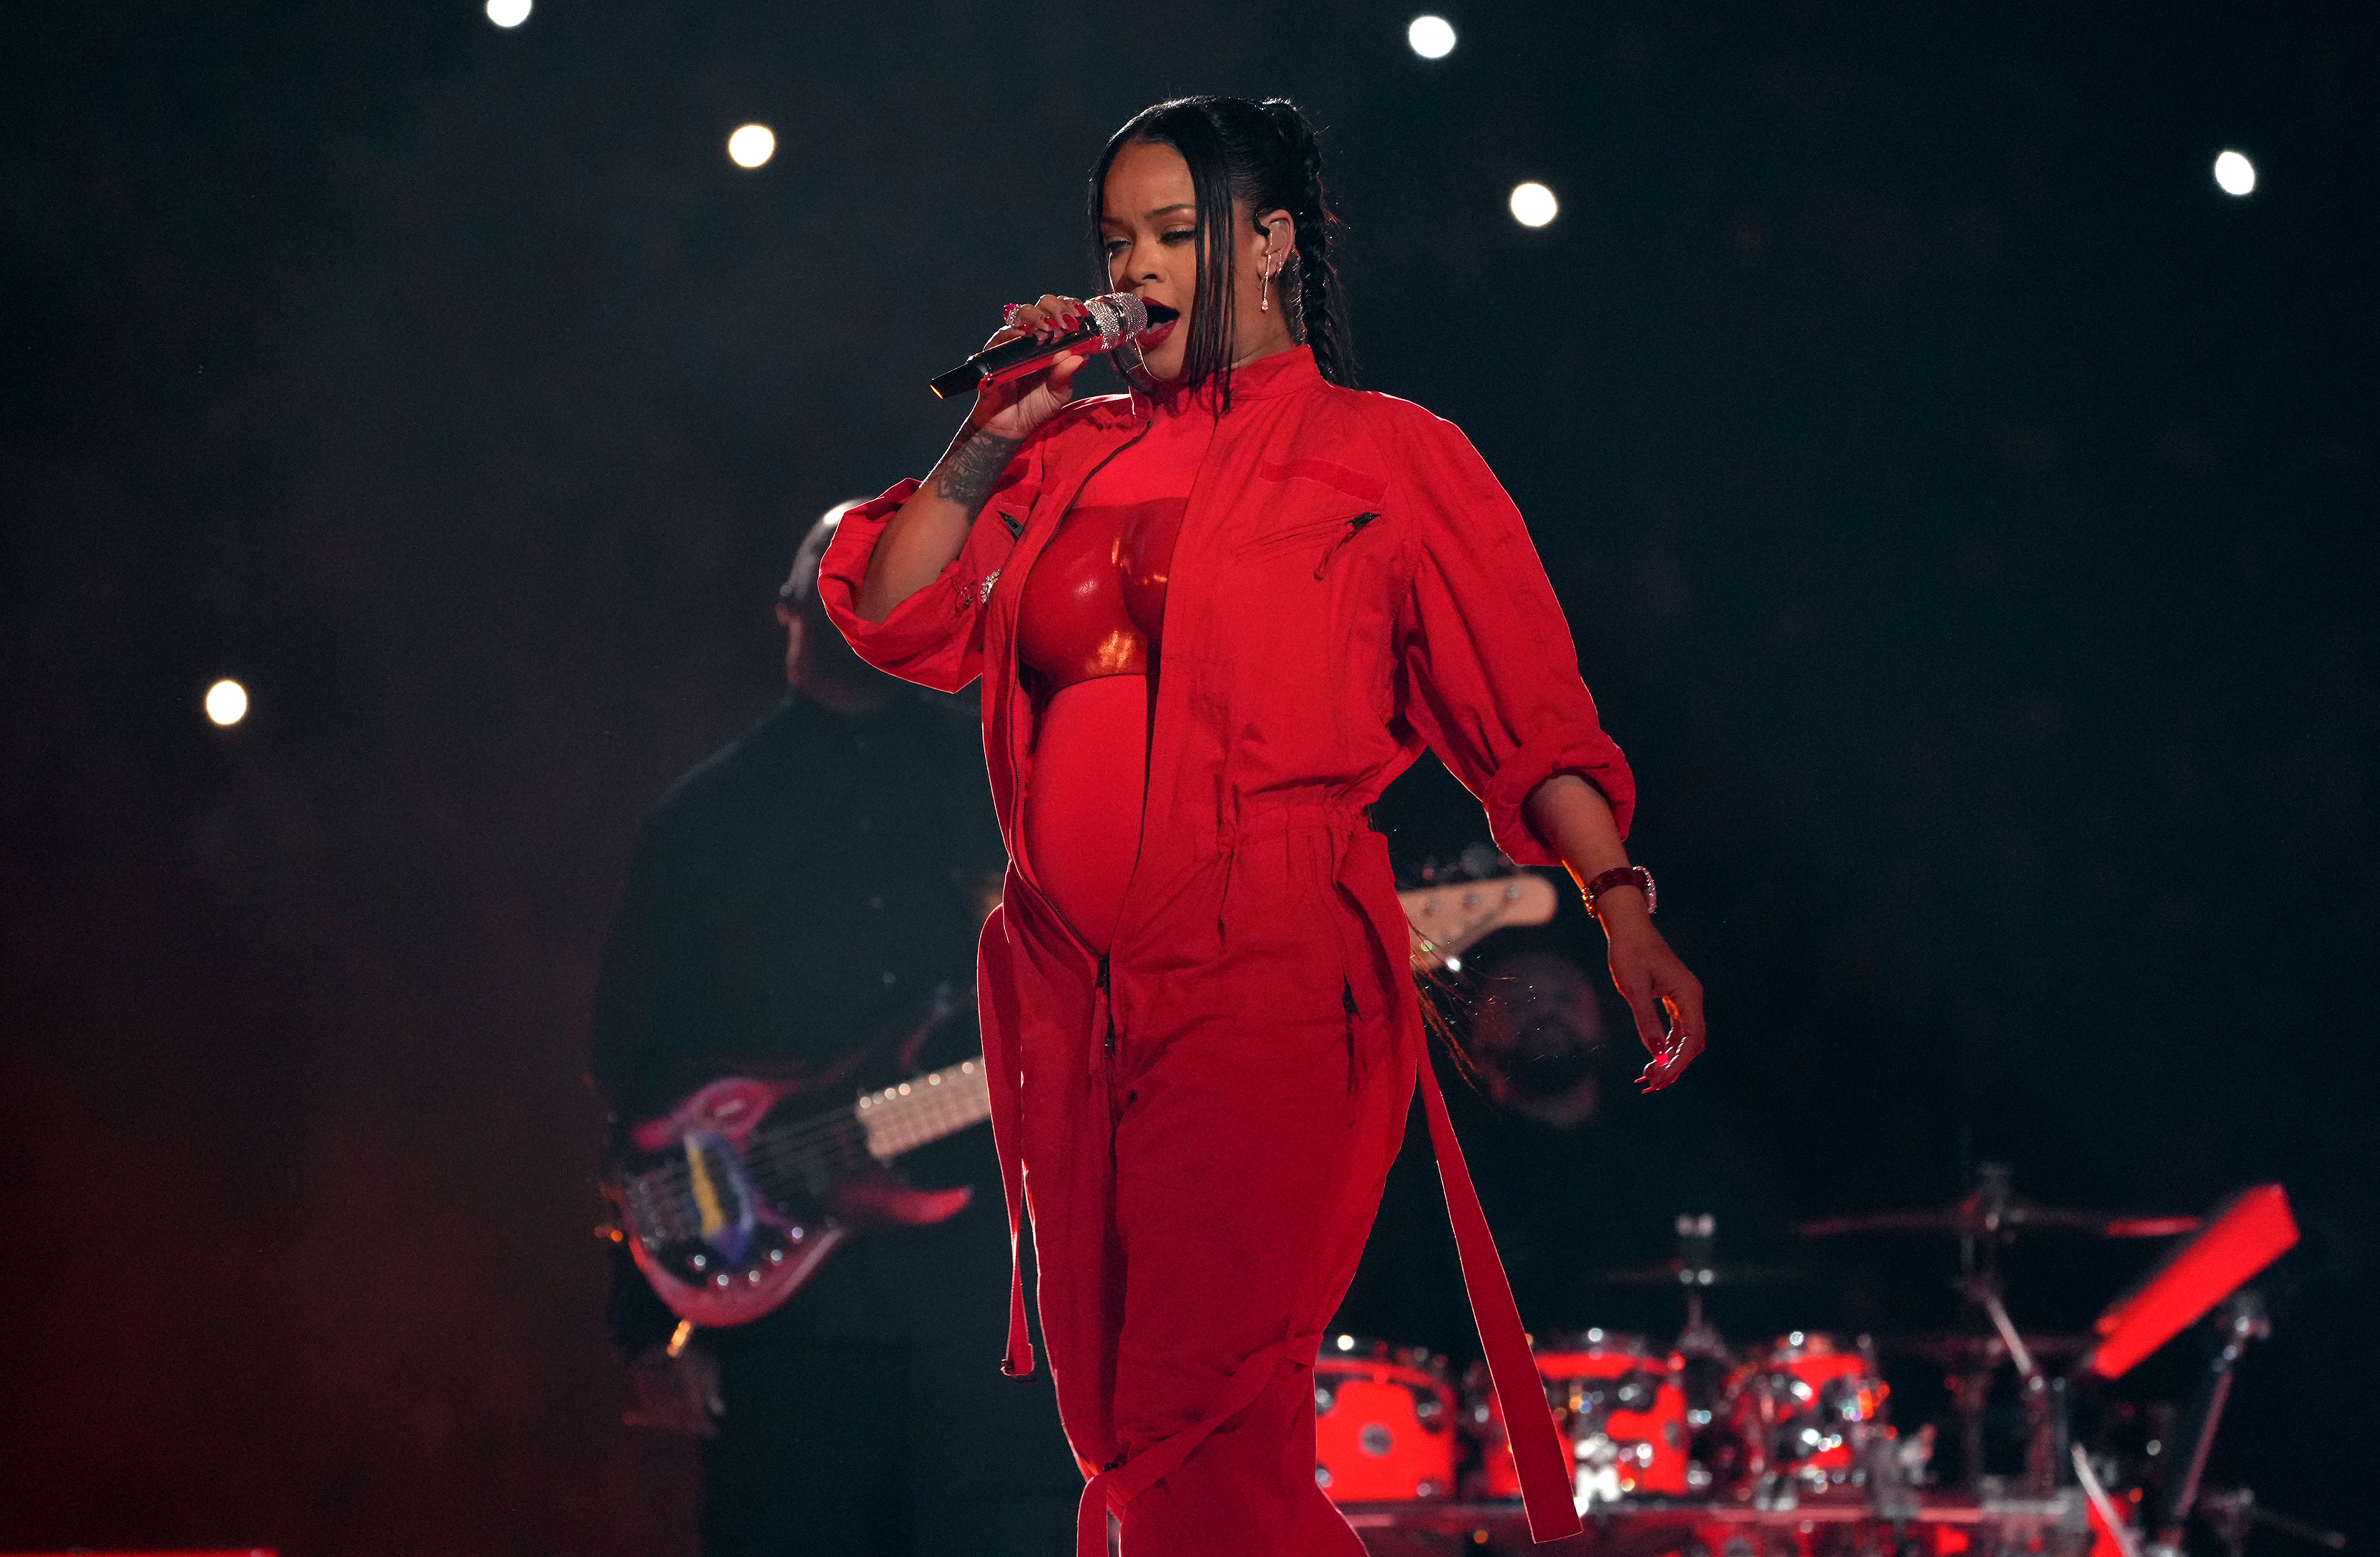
[2144,1292,2274,1557]
[1963,1272,2064,1496]
[1950,1165,2012,1496]
[1671,1214,1736,1368]
[1857,1430,1922,1522]
[2194,1488,2348,1557]
[1941,1163,2072,1498]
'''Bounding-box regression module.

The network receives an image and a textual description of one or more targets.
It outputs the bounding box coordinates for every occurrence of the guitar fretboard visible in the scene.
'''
[854,1058,993,1161]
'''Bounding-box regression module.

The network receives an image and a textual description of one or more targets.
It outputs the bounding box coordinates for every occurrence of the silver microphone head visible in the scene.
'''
[1083,292,1149,349]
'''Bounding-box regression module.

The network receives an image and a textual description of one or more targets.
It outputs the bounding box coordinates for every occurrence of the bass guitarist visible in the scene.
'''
[588,507,1081,1556]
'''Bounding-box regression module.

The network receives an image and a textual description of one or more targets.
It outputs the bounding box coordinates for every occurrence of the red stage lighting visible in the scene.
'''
[2082,1183,2297,1381]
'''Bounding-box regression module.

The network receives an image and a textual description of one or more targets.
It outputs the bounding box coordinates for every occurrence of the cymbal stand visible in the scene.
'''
[1947,1164,2008,1494]
[1671,1213,1734,1366]
[2146,1292,2270,1557]
[2195,1487,2348,1557]
[1948,1163,2065,1495]
[1964,1274,2063,1494]
[1668,1213,1740,1500]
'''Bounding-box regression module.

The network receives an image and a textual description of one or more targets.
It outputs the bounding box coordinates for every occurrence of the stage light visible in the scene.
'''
[1408,16,1457,58]
[2212,150,2256,197]
[728,124,776,169]
[1509,182,1557,228]
[485,0,531,27]
[205,679,248,727]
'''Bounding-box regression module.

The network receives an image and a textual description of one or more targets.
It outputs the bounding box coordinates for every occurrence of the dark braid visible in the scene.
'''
[1258,99,1356,388]
[1090,96,1359,402]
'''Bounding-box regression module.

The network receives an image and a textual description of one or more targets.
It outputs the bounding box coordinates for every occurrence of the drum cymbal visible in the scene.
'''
[1870,1330,2098,1369]
[1796,1196,2200,1242]
[1591,1257,1805,1288]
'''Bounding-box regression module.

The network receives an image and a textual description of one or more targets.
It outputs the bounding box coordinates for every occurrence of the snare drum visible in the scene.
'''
[1724,1330,1892,1492]
[1468,1329,1691,1504]
[1313,1337,1457,1502]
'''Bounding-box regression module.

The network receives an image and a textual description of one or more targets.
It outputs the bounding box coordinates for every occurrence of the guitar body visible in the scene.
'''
[613,1076,852,1328]
[608,1059,994,1329]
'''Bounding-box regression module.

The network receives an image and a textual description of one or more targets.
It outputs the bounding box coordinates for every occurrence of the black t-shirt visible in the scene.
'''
[591,690,1016,1348]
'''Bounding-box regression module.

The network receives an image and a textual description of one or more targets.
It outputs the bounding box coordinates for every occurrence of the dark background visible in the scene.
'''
[3,1,2372,1553]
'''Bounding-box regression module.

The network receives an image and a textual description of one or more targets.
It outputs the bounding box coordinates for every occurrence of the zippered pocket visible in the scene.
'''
[1233,511,1383,576]
[1312,513,1380,580]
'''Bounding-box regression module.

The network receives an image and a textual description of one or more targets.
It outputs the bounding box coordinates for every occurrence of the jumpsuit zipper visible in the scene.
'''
[1312,512,1380,580]
[1098,955,1114,1056]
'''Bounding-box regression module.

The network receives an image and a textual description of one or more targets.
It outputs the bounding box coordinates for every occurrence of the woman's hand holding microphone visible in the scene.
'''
[969,295,1094,441]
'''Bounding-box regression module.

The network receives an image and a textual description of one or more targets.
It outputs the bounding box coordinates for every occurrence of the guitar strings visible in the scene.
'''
[650,1072,987,1179]
[631,1079,992,1204]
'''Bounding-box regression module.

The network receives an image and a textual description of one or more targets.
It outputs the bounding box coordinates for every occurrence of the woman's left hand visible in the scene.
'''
[1515,773,1709,1092]
[1602,912,1706,1092]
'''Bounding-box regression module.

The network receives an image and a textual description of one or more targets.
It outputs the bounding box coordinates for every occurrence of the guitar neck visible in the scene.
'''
[1398,872,1559,969]
[852,1057,992,1161]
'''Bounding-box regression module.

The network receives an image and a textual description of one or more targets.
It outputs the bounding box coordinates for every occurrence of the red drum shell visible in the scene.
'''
[1470,1331,1690,1500]
[1725,1330,1891,1485]
[1314,1343,1458,1503]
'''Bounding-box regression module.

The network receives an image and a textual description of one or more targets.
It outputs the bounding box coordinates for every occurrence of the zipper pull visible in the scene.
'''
[1314,513,1380,580]
[1098,956,1115,1054]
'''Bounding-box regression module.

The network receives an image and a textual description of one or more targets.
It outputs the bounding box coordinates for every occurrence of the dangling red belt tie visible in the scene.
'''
[1418,1054,1583,1546]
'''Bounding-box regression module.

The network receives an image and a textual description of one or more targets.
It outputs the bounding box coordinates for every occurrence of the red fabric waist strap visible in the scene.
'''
[975,899,1037,1381]
[1419,1055,1585,1545]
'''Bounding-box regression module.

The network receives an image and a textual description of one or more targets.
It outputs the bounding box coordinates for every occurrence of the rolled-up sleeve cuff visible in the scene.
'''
[1480,729,1637,866]
[816,478,976,680]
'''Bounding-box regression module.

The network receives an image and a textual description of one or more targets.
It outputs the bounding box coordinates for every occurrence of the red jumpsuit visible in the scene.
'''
[820,346,1633,1555]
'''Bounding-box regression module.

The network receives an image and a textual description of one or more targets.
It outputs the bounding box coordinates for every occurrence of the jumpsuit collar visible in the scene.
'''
[1128,345,1323,418]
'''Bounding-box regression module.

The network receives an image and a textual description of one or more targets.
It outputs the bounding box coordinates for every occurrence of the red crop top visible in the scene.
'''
[1015,404,1206,688]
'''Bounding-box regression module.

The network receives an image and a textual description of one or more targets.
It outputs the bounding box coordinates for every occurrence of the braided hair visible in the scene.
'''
[1089,96,1357,408]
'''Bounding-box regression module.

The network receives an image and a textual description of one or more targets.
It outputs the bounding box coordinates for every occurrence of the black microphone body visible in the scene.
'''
[928,294,1172,401]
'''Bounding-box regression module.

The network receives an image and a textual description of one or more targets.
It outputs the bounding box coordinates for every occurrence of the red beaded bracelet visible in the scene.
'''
[1583,865,1657,919]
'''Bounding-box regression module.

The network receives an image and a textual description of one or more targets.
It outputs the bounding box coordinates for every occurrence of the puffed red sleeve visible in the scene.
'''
[1388,405,1636,864]
[816,442,1041,693]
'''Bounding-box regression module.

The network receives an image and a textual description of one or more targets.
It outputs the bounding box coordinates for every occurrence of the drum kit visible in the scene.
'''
[1321,1167,2341,1557]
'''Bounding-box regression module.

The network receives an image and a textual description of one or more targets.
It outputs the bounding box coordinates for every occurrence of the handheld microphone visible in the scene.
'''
[928,294,1175,401]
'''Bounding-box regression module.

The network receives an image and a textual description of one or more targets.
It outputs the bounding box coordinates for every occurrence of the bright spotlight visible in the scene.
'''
[2212,149,2256,197]
[1408,16,1457,58]
[1509,181,1558,228]
[205,679,248,727]
[485,0,531,27]
[727,124,776,169]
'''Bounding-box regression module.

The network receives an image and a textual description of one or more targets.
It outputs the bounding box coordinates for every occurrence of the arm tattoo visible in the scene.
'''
[931,425,1022,517]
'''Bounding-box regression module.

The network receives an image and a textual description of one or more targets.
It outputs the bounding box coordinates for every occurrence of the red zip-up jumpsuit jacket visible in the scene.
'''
[820,346,1629,1555]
